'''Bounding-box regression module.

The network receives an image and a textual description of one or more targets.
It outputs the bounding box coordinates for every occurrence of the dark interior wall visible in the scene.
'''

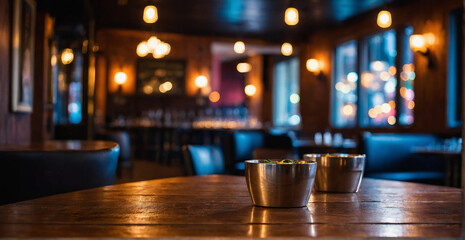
[220,59,245,106]
[299,0,462,136]
[0,0,31,144]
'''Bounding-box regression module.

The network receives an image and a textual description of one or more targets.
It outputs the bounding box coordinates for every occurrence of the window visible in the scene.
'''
[448,9,463,128]
[273,58,300,127]
[359,30,397,127]
[332,27,415,128]
[54,49,83,125]
[399,26,415,125]
[332,41,358,128]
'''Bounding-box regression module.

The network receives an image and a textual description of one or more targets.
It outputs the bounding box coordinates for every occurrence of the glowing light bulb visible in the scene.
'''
[147,36,160,51]
[377,10,392,28]
[136,41,149,57]
[234,41,245,54]
[61,48,74,65]
[237,63,251,73]
[209,91,220,103]
[143,5,158,23]
[285,7,299,25]
[114,72,127,85]
[281,42,293,56]
[410,34,426,52]
[244,84,256,96]
[195,75,208,88]
[306,59,320,73]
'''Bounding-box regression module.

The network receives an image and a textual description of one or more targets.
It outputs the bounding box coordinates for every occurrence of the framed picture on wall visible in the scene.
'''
[11,0,36,113]
[136,59,186,96]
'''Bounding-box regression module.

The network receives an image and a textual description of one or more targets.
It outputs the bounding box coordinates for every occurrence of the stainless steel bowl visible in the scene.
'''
[304,153,365,193]
[245,160,317,207]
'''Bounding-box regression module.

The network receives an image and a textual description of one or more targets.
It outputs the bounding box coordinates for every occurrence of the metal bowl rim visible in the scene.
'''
[244,159,317,165]
[303,153,366,159]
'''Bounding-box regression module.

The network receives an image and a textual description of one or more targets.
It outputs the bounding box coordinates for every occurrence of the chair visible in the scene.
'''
[182,145,225,176]
[0,141,119,205]
[95,129,133,178]
[227,130,265,174]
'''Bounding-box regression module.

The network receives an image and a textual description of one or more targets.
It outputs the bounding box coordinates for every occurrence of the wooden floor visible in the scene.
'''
[115,159,185,184]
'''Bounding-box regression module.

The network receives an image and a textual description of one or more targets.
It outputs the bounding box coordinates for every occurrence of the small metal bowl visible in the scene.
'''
[304,153,365,193]
[245,159,317,207]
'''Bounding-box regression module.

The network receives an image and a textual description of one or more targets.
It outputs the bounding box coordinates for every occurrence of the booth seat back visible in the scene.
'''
[0,147,119,205]
[183,145,225,176]
[361,132,445,184]
[227,130,265,173]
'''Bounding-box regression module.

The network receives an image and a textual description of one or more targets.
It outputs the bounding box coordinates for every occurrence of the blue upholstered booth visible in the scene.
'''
[361,132,446,185]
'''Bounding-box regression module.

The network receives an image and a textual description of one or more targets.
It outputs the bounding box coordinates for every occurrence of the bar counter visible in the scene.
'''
[0,175,461,239]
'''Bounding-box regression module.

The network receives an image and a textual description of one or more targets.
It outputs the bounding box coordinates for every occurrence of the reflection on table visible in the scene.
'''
[0,175,461,239]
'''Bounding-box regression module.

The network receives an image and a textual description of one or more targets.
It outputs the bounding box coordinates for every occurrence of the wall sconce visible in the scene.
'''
[114,71,127,92]
[237,62,251,73]
[410,33,435,68]
[195,75,208,89]
[61,48,74,65]
[244,84,256,97]
[306,58,325,80]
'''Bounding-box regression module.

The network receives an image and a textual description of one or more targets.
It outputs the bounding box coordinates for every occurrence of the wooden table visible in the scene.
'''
[0,175,461,239]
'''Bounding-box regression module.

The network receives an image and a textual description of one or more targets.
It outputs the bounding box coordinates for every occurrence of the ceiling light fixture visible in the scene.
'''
[143,5,158,23]
[281,42,293,56]
[61,48,74,65]
[285,7,299,25]
[377,10,392,28]
[234,41,245,54]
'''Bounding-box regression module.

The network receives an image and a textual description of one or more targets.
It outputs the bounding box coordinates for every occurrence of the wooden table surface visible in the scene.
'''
[0,140,119,152]
[0,175,462,239]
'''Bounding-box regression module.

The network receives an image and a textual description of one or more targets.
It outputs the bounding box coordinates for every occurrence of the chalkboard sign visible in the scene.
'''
[136,59,186,96]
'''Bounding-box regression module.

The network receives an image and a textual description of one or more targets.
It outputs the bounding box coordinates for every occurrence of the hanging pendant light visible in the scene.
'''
[136,41,149,57]
[377,10,392,28]
[285,7,299,25]
[143,5,158,23]
[281,42,293,56]
[234,41,245,54]
[61,48,74,65]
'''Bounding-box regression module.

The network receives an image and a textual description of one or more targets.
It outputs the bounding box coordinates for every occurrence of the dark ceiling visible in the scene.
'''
[48,0,405,43]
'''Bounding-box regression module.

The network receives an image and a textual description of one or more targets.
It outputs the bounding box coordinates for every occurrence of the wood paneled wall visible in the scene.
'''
[299,0,462,136]
[0,0,31,144]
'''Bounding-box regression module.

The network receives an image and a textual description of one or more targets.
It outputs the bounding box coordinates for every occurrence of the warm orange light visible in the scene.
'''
[195,75,208,88]
[237,63,252,73]
[143,5,158,23]
[377,10,392,28]
[388,116,396,125]
[388,100,396,109]
[244,84,256,96]
[408,101,415,109]
[380,71,390,81]
[388,66,396,76]
[285,7,299,25]
[114,72,127,85]
[209,91,220,102]
[410,34,426,52]
[361,72,374,88]
[342,104,355,117]
[368,108,377,118]
[281,42,293,56]
[234,41,245,54]
[61,48,74,65]
[136,41,149,57]
[306,59,320,73]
